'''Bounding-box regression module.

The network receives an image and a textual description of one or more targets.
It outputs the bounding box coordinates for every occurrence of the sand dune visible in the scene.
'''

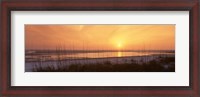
[25,54,174,72]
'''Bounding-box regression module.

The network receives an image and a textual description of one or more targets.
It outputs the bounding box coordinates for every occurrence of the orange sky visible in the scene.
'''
[25,25,175,50]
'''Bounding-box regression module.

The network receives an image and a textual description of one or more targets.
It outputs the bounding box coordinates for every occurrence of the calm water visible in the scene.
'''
[25,50,174,62]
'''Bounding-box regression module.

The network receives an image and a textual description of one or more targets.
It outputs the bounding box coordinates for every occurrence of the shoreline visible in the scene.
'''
[25,53,174,63]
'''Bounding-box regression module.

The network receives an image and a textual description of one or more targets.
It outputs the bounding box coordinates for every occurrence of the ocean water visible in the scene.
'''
[25,50,174,62]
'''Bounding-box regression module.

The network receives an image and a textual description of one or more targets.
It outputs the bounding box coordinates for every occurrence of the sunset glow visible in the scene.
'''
[25,25,175,50]
[117,43,122,48]
[25,24,176,72]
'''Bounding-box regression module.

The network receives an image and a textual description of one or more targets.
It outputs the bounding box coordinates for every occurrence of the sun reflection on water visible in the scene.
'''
[117,51,122,57]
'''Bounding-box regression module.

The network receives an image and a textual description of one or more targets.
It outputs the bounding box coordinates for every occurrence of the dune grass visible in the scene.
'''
[32,56,175,72]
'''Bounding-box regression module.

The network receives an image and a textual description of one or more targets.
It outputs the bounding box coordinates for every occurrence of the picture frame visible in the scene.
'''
[0,0,199,96]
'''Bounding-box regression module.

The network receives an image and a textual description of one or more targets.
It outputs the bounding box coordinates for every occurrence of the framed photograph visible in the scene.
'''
[1,0,199,96]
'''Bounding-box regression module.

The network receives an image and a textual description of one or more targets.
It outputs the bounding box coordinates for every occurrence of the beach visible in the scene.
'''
[25,54,175,72]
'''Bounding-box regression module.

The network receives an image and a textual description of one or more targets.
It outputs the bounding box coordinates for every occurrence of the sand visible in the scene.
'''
[25,54,175,72]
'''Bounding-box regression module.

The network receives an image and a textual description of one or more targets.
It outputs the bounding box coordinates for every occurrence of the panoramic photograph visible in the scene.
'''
[25,24,175,72]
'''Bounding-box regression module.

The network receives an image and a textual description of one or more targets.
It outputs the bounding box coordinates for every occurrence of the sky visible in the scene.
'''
[25,24,175,50]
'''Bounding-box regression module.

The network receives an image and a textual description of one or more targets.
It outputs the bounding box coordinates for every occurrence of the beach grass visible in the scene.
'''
[32,56,175,72]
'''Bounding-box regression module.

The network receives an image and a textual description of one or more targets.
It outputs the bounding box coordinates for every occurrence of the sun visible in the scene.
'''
[117,43,122,48]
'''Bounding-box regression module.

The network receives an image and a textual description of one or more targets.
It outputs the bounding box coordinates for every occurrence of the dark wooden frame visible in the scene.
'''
[0,0,199,96]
